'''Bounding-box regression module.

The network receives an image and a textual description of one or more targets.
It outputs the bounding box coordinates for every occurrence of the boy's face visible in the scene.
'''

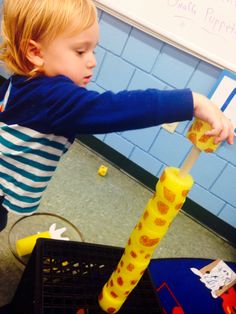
[40,21,99,87]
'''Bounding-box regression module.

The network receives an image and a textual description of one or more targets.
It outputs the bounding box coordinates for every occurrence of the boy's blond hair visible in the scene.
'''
[0,0,97,77]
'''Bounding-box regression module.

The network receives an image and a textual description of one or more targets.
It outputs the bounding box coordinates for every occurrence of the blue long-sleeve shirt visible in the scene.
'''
[0,74,193,214]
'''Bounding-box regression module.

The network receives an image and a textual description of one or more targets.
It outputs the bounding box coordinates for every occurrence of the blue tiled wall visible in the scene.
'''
[90,10,236,228]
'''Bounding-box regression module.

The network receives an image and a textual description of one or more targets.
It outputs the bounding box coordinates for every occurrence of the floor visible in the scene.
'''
[0,140,235,306]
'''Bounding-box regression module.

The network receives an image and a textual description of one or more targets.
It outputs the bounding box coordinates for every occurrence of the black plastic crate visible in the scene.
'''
[11,238,162,314]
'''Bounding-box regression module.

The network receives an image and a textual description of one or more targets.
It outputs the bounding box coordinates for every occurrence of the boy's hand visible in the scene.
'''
[192,92,235,145]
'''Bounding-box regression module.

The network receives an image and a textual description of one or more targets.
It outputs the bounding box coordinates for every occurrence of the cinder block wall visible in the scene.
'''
[89,10,236,229]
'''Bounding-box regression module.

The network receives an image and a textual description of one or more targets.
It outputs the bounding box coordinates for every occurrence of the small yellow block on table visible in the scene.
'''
[98,165,108,176]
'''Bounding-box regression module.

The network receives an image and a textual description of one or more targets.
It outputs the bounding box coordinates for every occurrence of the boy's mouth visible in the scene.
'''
[83,75,92,83]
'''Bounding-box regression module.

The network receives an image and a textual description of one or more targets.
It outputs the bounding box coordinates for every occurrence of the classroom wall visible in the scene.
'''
[89,10,236,229]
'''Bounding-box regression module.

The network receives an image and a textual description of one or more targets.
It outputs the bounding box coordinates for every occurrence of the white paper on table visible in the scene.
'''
[190,259,236,298]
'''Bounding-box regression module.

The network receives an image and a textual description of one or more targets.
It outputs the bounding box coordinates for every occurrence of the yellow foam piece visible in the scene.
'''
[105,276,130,302]
[187,118,220,153]
[129,224,161,253]
[147,167,193,222]
[112,261,147,289]
[98,285,124,313]
[16,231,51,257]
[102,244,150,300]
[139,199,171,230]
[146,198,176,221]
[156,167,193,202]
[139,202,170,233]
[123,238,153,264]
[98,165,108,176]
[117,253,148,279]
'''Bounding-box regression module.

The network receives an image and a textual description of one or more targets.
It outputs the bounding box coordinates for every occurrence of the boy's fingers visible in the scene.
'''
[227,128,236,145]
[205,123,222,137]
[214,120,229,143]
[205,118,235,145]
[227,133,235,145]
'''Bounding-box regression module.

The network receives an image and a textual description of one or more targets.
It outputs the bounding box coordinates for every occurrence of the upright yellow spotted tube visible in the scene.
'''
[98,167,193,313]
[98,119,218,313]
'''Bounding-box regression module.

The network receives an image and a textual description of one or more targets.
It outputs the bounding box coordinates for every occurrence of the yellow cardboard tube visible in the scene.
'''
[16,231,51,257]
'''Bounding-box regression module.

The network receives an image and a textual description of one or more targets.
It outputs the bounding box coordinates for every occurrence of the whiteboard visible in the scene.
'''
[94,0,236,72]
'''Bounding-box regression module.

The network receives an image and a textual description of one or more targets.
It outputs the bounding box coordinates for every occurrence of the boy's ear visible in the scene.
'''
[26,40,44,67]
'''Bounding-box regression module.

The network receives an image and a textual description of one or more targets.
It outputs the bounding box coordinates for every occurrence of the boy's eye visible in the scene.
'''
[76,51,84,55]
[76,50,96,56]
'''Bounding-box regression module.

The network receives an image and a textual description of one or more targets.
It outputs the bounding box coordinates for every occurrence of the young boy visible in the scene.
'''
[0,0,234,231]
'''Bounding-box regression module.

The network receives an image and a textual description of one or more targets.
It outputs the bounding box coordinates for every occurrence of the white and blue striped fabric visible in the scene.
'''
[0,81,71,214]
[0,122,71,214]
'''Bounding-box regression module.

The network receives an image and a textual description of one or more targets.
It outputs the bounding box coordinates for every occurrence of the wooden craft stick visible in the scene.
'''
[179,146,201,178]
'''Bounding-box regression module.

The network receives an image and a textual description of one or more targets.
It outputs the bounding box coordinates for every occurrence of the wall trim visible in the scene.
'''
[78,135,236,248]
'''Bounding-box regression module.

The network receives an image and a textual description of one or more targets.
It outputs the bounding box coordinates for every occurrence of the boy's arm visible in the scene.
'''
[45,78,193,136]
[27,76,232,144]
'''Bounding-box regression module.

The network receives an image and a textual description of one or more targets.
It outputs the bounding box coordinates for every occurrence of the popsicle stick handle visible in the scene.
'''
[179,146,201,178]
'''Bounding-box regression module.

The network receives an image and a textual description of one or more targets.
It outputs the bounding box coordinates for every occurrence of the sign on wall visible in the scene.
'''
[209,70,236,132]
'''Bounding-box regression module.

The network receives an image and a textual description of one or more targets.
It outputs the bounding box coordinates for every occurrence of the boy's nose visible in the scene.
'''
[87,54,97,68]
